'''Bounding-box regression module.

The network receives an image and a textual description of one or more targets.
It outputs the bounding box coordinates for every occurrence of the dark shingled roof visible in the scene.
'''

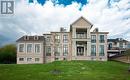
[16,36,44,42]
[108,38,128,42]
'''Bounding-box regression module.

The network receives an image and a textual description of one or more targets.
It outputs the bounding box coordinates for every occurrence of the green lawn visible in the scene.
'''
[0,61,130,80]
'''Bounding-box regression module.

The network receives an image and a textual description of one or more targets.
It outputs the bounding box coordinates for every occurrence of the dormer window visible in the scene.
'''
[24,35,29,40]
[34,35,39,40]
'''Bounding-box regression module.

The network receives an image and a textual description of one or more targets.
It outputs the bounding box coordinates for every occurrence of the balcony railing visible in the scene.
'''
[76,34,87,39]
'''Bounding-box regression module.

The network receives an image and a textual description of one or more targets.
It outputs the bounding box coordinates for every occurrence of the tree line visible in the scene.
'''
[0,44,16,64]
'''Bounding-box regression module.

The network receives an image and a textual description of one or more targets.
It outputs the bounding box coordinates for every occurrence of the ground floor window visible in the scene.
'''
[54,46,60,56]
[35,58,40,62]
[19,58,24,61]
[63,45,68,56]
[63,57,67,60]
[55,57,59,60]
[99,45,105,56]
[91,45,96,56]
[27,58,32,61]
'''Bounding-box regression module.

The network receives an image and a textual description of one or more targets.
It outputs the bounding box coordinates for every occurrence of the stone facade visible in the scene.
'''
[16,17,109,64]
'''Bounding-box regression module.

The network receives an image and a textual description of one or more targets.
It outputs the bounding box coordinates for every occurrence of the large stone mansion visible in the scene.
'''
[16,16,120,64]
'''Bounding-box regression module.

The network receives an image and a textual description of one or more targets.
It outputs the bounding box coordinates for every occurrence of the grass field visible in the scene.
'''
[0,61,130,80]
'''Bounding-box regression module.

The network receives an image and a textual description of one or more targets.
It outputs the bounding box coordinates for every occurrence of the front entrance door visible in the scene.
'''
[77,47,84,56]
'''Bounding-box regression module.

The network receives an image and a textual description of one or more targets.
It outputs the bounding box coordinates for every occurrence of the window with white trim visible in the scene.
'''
[19,44,24,52]
[27,44,32,53]
[35,44,40,53]
[27,58,32,61]
[99,45,105,56]
[35,58,40,62]
[63,34,68,43]
[19,58,24,61]
[63,45,68,56]
[55,34,60,43]
[91,45,96,56]
[91,35,96,43]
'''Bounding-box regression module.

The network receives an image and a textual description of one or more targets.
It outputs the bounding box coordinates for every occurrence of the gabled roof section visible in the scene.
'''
[70,16,93,26]
[70,16,93,31]
[16,36,44,42]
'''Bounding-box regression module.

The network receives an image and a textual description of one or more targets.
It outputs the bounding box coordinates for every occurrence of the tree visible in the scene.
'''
[0,44,16,64]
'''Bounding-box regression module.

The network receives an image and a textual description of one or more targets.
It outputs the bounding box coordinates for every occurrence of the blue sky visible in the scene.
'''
[0,0,130,46]
[29,0,88,6]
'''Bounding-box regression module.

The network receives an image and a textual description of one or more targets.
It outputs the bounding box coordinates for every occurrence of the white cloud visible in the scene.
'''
[0,0,130,46]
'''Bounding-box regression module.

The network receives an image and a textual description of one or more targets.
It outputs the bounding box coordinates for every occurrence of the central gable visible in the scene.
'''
[71,16,93,28]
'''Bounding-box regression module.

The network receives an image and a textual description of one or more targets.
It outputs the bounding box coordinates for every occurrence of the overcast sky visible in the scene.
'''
[0,0,130,46]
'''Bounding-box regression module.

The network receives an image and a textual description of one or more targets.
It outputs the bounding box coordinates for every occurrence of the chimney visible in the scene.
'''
[93,28,99,32]
[60,27,66,32]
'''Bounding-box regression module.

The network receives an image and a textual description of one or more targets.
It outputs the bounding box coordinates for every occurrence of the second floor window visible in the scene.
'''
[76,32,87,39]
[100,35,105,43]
[91,35,96,43]
[27,44,32,53]
[55,35,60,43]
[19,44,24,52]
[119,42,123,48]
[63,34,68,43]
[46,36,51,42]
[35,44,40,53]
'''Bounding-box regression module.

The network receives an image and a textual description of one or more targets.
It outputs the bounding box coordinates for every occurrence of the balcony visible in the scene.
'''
[76,34,87,39]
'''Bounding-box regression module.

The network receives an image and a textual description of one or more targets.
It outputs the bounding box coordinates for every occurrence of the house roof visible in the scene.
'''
[91,32,109,34]
[70,16,93,31]
[108,38,128,42]
[16,36,44,42]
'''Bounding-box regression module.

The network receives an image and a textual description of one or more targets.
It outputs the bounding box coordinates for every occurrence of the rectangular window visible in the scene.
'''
[99,45,104,56]
[27,44,32,53]
[46,36,51,42]
[55,57,59,60]
[63,57,67,60]
[54,46,60,56]
[63,34,68,43]
[46,46,51,56]
[19,44,24,52]
[27,58,32,61]
[35,44,40,53]
[119,42,123,48]
[91,35,96,43]
[100,35,105,43]
[55,35,60,43]
[91,45,96,56]
[19,58,24,61]
[63,45,68,56]
[76,32,87,39]
[35,58,40,62]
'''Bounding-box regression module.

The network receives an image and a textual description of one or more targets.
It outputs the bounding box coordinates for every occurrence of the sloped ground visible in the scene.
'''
[0,61,130,80]
[112,56,130,63]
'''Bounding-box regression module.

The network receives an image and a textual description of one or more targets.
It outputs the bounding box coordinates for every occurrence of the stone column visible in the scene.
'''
[72,27,76,38]
[87,41,91,56]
